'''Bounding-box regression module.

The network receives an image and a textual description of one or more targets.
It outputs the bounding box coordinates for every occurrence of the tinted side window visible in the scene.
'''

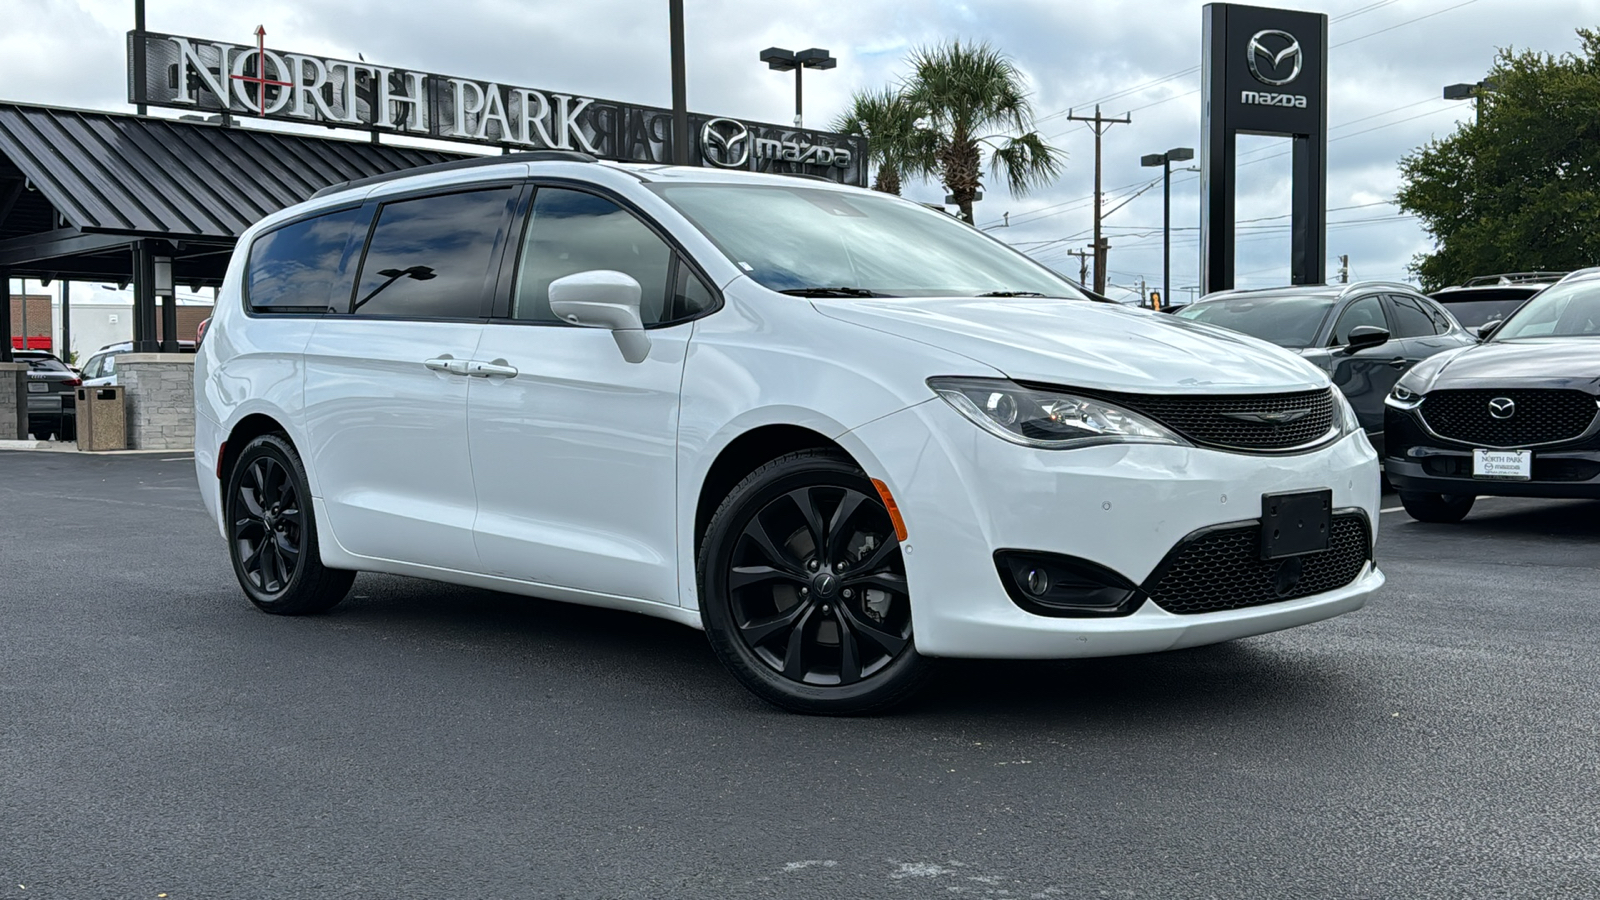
[1389,294,1437,338]
[353,188,517,319]
[513,188,672,325]
[1422,298,1455,333]
[1329,295,1390,346]
[246,206,369,313]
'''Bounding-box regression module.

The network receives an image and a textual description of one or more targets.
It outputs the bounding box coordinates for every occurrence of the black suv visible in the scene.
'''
[13,349,80,440]
[1385,270,1600,521]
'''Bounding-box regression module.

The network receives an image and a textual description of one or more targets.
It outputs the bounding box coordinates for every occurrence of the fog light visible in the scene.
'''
[1023,567,1050,596]
[994,551,1141,617]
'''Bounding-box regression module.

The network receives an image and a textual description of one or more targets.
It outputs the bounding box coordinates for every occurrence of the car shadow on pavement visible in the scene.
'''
[1445,497,1600,537]
[313,573,1363,722]
[909,638,1362,722]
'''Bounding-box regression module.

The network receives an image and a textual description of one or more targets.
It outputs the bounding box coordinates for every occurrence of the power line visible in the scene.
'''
[1033,0,1486,134]
[1330,0,1484,48]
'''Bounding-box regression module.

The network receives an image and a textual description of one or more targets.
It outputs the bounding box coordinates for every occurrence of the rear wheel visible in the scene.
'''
[1399,490,1475,524]
[698,450,932,715]
[226,434,355,614]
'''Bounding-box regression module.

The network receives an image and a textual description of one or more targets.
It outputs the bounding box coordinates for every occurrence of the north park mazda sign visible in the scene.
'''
[126,28,867,183]
[700,117,853,170]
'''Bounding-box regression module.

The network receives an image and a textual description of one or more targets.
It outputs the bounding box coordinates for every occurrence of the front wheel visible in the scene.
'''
[225,434,355,614]
[1399,490,1475,524]
[698,450,932,715]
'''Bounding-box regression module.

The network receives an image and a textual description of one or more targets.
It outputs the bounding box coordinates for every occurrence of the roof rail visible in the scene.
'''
[1337,280,1421,298]
[310,149,598,199]
[1461,271,1568,287]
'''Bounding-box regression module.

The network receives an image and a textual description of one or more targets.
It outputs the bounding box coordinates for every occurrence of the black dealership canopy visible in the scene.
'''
[0,101,468,356]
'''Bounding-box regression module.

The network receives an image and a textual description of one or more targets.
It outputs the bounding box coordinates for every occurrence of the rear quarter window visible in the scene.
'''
[246,206,371,314]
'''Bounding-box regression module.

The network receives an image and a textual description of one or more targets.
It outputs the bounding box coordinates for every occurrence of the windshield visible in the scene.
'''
[1435,298,1529,329]
[1174,294,1335,348]
[651,183,1084,299]
[1494,280,1600,339]
[19,356,69,372]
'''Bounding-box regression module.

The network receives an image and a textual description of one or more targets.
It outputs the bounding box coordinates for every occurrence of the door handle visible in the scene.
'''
[1387,357,1410,369]
[423,356,470,375]
[466,359,519,378]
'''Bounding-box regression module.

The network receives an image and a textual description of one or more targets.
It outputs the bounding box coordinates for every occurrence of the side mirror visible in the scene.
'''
[548,270,651,363]
[1476,320,1502,340]
[1339,325,1390,354]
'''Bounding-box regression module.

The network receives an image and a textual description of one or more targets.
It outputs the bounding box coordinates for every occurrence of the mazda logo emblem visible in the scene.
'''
[1488,397,1516,419]
[700,117,750,168]
[1247,30,1303,86]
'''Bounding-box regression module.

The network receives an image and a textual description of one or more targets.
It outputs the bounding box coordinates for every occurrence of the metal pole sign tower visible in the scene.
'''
[1200,4,1328,294]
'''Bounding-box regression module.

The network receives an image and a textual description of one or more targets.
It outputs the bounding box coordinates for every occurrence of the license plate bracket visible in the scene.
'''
[26,382,48,393]
[1261,489,1332,560]
[1472,448,1532,480]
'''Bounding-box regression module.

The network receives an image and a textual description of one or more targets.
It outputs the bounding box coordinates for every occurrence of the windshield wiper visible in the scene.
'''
[976,290,1049,298]
[779,287,879,298]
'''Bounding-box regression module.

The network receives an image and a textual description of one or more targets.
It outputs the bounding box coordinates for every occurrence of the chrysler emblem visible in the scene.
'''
[700,117,750,168]
[1488,397,1516,419]
[1221,409,1311,425]
[1247,30,1303,86]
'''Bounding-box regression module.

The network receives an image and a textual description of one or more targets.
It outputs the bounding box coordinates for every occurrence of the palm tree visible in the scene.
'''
[831,87,933,196]
[902,40,1063,224]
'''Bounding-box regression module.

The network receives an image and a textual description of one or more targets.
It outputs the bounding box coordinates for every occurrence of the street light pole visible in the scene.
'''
[1443,79,1498,120]
[1141,147,1194,311]
[760,47,836,128]
[669,0,689,165]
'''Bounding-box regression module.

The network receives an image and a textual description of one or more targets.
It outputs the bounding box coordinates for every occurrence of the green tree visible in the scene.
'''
[831,87,934,195]
[1397,29,1600,290]
[901,40,1063,224]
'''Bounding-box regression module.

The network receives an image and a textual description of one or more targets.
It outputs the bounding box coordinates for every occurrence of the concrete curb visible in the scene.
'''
[0,440,192,455]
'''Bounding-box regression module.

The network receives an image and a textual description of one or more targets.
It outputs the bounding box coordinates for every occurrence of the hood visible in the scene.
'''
[812,296,1329,394]
[1407,337,1600,394]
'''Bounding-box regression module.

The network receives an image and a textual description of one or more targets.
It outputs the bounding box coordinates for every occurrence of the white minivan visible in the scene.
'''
[195,152,1383,714]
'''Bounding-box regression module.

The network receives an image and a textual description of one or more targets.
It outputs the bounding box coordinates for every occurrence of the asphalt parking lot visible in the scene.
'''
[3,450,1599,899]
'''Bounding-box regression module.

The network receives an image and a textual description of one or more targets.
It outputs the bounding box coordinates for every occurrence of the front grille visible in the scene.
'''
[1420,389,1598,447]
[1142,514,1370,615]
[1089,388,1337,452]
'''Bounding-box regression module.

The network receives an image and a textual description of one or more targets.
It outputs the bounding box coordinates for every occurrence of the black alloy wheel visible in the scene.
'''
[699,449,932,714]
[226,434,355,615]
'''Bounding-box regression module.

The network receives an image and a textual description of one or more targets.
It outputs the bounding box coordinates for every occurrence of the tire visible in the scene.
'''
[1398,490,1475,524]
[225,434,355,614]
[698,449,933,715]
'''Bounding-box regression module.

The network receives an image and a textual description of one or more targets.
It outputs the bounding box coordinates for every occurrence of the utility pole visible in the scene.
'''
[1338,254,1349,284]
[1066,105,1131,295]
[1065,248,1092,288]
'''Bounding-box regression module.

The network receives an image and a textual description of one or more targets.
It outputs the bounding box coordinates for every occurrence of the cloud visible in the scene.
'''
[3,0,1589,297]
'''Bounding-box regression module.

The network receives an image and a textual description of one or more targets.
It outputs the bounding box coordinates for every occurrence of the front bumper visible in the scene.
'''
[1385,405,1600,498]
[847,399,1384,659]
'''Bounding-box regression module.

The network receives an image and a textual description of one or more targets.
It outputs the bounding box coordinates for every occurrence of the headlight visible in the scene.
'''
[1332,388,1362,434]
[928,377,1187,449]
[1384,384,1423,410]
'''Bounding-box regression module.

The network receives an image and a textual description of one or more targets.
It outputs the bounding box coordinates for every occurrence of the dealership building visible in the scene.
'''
[0,25,866,444]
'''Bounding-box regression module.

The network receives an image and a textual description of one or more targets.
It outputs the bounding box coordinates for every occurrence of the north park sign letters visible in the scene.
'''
[127,30,866,185]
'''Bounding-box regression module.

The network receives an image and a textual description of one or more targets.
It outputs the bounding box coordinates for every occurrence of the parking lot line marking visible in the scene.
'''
[160,456,193,461]
[1381,506,1404,513]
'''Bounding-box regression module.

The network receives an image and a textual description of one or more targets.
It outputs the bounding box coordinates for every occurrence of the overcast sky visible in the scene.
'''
[3,0,1595,302]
